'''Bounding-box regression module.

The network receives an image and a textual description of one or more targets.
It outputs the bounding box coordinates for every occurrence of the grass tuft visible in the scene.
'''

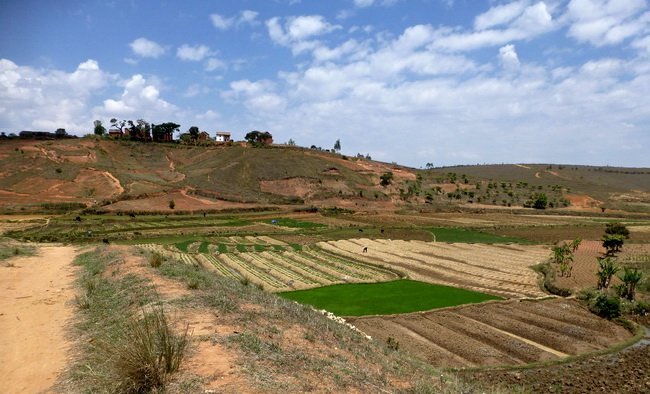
[96,306,190,393]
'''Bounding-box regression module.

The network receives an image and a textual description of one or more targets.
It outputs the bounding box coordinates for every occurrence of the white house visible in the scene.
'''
[215,132,231,142]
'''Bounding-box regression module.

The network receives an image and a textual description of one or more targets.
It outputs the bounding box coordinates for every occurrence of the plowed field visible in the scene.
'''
[319,239,549,298]
[348,298,632,369]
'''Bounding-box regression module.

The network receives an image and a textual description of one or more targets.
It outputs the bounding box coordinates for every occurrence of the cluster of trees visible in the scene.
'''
[244,130,273,147]
[93,119,181,142]
[585,222,645,319]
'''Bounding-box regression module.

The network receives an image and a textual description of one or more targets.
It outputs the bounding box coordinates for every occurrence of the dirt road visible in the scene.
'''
[0,245,78,394]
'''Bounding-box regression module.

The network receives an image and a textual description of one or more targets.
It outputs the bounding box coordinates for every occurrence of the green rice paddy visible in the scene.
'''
[279,279,501,316]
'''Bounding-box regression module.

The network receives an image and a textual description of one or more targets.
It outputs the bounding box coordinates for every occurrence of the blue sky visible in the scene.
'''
[1,0,649,167]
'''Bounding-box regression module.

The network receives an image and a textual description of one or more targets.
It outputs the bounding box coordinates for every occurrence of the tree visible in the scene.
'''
[169,200,175,210]
[188,126,199,142]
[379,172,393,187]
[245,130,273,147]
[596,257,619,290]
[152,122,180,142]
[93,120,106,136]
[286,138,296,146]
[570,237,582,252]
[605,222,630,239]
[602,234,625,255]
[333,139,341,152]
[532,193,548,209]
[551,241,575,277]
[110,118,126,133]
[619,267,643,301]
[55,128,67,138]
[126,119,151,141]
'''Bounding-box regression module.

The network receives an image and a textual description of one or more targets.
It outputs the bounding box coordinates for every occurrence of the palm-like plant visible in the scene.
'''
[619,267,643,300]
[596,257,619,290]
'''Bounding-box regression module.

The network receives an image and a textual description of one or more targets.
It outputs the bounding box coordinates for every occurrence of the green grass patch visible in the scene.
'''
[289,243,303,251]
[429,227,532,244]
[267,218,326,229]
[272,245,286,252]
[236,244,248,252]
[279,279,501,316]
[218,243,229,253]
[174,239,196,253]
[254,244,267,252]
[198,241,209,254]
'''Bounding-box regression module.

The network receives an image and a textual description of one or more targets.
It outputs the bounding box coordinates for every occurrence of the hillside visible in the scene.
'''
[0,138,649,214]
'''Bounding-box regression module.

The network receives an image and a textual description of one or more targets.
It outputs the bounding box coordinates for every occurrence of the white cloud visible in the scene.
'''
[205,57,225,71]
[267,15,341,53]
[129,37,166,58]
[499,44,520,69]
[354,0,375,7]
[432,2,555,51]
[0,59,113,132]
[475,0,531,30]
[176,44,213,61]
[222,79,287,112]
[210,13,234,30]
[566,0,649,46]
[211,10,260,30]
[98,74,176,120]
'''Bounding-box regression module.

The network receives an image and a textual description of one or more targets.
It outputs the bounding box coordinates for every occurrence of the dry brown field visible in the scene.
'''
[348,298,633,369]
[319,239,549,298]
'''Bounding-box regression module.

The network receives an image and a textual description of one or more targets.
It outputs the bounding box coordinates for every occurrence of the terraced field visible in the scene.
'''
[348,298,633,369]
[137,236,398,291]
[319,239,549,298]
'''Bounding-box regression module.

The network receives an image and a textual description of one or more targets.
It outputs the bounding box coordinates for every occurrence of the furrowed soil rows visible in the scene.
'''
[321,239,548,298]
[348,298,632,369]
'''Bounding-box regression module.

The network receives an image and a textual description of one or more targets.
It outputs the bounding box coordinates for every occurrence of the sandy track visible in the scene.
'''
[0,245,78,394]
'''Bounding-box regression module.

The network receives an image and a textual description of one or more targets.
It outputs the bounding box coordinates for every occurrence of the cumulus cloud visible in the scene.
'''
[475,1,531,31]
[566,0,649,46]
[222,79,287,112]
[211,10,259,30]
[0,59,113,132]
[176,44,213,61]
[205,57,226,71]
[267,15,341,54]
[98,74,176,119]
[432,2,555,52]
[129,37,166,58]
[499,44,520,69]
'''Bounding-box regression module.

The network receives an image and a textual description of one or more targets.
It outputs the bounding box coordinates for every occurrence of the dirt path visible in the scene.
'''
[0,245,79,394]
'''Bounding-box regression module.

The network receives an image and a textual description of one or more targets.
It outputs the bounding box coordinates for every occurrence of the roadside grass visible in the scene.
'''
[279,279,502,316]
[429,227,532,244]
[0,238,36,261]
[70,247,195,393]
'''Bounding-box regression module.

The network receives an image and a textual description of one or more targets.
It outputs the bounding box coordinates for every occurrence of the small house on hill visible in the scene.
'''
[198,131,210,141]
[107,129,123,138]
[215,132,231,142]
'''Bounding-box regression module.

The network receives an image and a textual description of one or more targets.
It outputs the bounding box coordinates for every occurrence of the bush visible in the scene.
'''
[590,294,621,319]
[631,300,650,316]
[149,252,164,268]
[98,306,190,392]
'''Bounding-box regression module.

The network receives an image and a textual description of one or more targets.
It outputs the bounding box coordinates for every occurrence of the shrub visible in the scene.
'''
[168,200,175,210]
[590,293,621,319]
[98,306,190,392]
[149,252,164,268]
[386,336,400,351]
[631,300,650,316]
